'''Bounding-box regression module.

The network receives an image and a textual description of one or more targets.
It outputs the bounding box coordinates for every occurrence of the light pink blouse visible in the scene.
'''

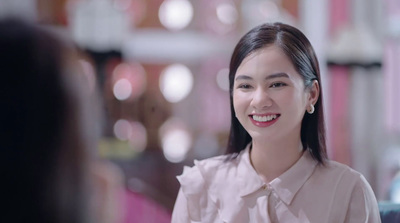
[172,146,381,223]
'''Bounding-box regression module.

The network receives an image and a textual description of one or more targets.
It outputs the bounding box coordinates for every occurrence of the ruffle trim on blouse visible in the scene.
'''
[177,159,220,221]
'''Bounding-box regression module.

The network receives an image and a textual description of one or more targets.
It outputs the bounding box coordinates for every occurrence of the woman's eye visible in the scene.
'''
[270,82,286,88]
[238,84,252,89]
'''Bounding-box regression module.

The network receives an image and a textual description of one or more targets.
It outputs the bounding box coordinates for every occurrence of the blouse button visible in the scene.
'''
[262,184,270,190]
[262,184,272,196]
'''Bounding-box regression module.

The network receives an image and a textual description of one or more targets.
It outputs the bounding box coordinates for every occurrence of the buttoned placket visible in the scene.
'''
[261,183,279,223]
[262,183,272,195]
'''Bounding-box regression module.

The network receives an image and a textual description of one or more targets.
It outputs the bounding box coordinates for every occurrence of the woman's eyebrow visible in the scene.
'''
[235,72,289,81]
[265,72,289,80]
[235,74,253,81]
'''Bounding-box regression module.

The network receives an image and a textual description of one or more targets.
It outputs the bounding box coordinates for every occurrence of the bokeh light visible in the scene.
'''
[159,118,192,163]
[216,2,238,25]
[204,1,238,35]
[113,120,147,152]
[159,63,193,103]
[112,62,146,101]
[161,129,191,163]
[158,0,193,31]
[113,119,132,141]
[216,68,230,91]
[113,78,132,100]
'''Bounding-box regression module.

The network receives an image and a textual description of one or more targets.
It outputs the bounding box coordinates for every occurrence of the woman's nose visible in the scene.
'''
[250,88,272,109]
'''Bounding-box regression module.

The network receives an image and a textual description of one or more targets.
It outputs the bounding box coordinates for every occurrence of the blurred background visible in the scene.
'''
[1,0,400,219]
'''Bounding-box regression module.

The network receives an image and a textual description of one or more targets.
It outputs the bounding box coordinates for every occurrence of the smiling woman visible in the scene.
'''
[171,22,381,223]
[233,45,318,143]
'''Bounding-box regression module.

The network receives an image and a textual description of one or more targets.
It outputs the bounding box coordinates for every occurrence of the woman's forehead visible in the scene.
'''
[237,45,295,74]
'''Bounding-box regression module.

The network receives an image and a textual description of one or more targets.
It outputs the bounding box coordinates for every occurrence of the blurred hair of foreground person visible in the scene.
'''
[172,22,381,223]
[0,17,124,223]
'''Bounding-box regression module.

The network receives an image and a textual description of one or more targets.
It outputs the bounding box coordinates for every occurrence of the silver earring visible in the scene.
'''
[307,104,315,114]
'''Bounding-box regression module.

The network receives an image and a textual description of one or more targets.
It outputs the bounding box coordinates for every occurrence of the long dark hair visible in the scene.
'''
[226,22,327,164]
[0,18,99,223]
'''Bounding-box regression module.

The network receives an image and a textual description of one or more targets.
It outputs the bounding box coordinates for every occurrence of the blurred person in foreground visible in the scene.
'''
[172,22,381,222]
[0,17,124,223]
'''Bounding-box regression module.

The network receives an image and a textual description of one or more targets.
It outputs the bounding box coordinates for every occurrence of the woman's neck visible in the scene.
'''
[250,138,304,183]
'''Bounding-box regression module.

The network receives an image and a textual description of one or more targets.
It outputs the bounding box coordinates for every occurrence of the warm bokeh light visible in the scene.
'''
[113,119,147,152]
[159,117,192,163]
[112,62,146,100]
[113,119,132,141]
[216,68,230,91]
[113,78,132,100]
[158,0,193,31]
[204,1,238,35]
[159,63,193,103]
[216,2,238,25]
[161,129,191,163]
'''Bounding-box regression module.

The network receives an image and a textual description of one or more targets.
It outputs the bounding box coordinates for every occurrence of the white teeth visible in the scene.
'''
[252,115,277,122]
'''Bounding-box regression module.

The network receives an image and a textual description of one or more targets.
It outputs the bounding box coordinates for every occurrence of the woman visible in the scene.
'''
[172,23,381,222]
[0,18,123,223]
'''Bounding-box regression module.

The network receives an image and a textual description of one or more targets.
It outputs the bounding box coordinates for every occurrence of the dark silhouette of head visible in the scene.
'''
[0,18,102,223]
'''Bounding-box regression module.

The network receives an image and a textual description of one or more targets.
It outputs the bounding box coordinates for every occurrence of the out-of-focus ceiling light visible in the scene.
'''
[216,2,238,25]
[158,0,193,31]
[159,63,193,103]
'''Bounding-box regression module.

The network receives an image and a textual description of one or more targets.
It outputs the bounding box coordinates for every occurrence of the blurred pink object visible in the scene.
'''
[124,190,171,223]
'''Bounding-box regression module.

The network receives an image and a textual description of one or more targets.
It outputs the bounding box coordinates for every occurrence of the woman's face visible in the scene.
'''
[233,45,318,143]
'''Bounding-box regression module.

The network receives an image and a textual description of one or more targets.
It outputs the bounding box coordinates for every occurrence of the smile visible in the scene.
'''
[249,114,280,127]
[252,114,278,122]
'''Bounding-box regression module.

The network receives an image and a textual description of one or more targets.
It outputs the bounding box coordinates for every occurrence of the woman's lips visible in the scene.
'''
[249,114,280,127]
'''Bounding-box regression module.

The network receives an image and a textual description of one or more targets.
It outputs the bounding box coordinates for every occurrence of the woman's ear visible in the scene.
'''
[308,80,320,105]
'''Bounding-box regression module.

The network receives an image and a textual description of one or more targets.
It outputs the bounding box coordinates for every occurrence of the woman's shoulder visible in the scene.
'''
[317,160,380,221]
[175,153,242,216]
[316,159,370,187]
[177,153,241,187]
[323,159,362,175]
